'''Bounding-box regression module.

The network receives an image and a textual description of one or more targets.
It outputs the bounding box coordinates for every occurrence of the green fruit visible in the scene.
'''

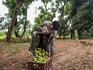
[33,48,49,63]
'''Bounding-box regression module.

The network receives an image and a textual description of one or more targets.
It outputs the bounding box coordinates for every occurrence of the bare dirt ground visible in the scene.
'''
[53,39,93,70]
[0,39,93,70]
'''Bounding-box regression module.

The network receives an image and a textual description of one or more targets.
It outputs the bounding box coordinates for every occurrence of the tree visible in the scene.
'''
[14,1,31,38]
[0,16,4,30]
[55,0,70,38]
[33,0,57,31]
[3,0,34,43]
[69,0,93,38]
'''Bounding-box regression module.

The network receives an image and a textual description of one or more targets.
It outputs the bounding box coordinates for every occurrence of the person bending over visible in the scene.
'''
[36,20,60,56]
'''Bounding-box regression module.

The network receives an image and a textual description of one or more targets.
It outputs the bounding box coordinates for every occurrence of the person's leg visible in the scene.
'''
[50,41,54,56]
[29,31,37,55]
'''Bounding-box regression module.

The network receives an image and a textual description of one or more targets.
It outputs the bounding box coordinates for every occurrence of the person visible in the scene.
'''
[36,20,60,56]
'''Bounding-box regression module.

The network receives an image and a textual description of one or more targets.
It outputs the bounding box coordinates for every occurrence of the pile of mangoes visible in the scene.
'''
[33,48,49,63]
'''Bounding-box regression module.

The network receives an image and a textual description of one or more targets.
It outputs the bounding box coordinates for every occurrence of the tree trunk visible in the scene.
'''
[20,20,27,38]
[14,29,20,37]
[14,18,20,37]
[6,7,18,43]
[74,29,79,40]
[20,14,27,38]
[6,0,23,43]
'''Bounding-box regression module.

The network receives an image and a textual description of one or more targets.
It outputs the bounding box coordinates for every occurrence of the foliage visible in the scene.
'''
[69,0,93,38]
[2,0,34,42]
[0,16,5,30]
[3,0,33,38]
[1,0,93,40]
[10,50,18,55]
[55,0,70,38]
[33,0,57,31]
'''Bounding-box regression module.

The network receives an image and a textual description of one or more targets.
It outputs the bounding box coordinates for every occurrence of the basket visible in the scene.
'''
[27,57,52,70]
[30,32,50,54]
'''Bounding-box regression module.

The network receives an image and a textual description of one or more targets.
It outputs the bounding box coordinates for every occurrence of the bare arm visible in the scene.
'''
[37,23,50,35]
[48,30,57,44]
[37,23,45,31]
[48,34,54,44]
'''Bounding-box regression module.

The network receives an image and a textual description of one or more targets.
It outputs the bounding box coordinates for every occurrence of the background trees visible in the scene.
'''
[0,0,93,43]
[3,0,34,42]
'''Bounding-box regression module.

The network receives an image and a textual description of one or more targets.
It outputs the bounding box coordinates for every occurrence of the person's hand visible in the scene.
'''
[42,32,48,35]
[48,35,54,44]
[36,26,43,31]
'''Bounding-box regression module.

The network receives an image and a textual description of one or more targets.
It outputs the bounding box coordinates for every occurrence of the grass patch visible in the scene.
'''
[8,43,30,55]
[0,43,30,55]
[0,43,30,52]
[4,43,30,47]
[10,50,18,55]
[0,64,3,70]
[0,36,5,39]
[12,43,30,47]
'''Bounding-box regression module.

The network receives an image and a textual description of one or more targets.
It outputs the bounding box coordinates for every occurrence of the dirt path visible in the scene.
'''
[52,39,93,70]
[0,39,93,70]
